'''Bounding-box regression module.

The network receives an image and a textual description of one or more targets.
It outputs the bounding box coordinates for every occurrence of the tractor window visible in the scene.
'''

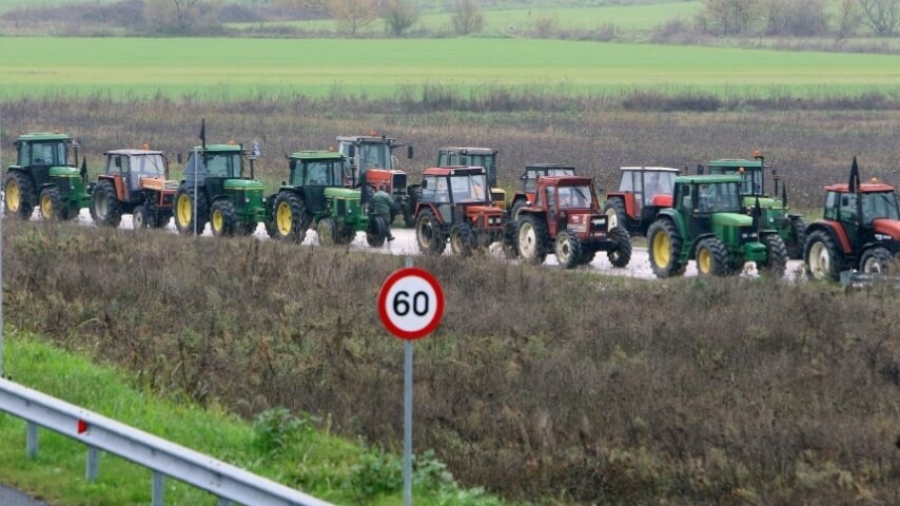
[644,172,676,205]
[358,143,390,172]
[304,161,337,186]
[548,169,575,177]
[823,191,838,221]
[29,142,66,166]
[132,154,166,177]
[697,182,741,213]
[467,155,495,175]
[862,192,900,224]
[449,174,487,204]
[17,143,30,166]
[839,193,858,222]
[523,172,539,193]
[558,185,591,210]
[422,176,449,203]
[738,170,763,196]
[204,152,242,178]
[437,152,450,166]
[618,173,635,192]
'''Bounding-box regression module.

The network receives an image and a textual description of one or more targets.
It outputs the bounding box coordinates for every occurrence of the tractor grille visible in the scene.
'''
[392,173,407,193]
[163,181,179,191]
[55,178,72,193]
[337,199,346,216]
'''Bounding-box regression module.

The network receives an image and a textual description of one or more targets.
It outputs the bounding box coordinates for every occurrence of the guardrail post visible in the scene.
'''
[152,471,165,506]
[86,446,99,482]
[26,422,38,459]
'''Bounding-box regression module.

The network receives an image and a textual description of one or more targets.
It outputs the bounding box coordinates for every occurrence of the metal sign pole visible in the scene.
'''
[0,105,4,378]
[193,147,198,236]
[403,255,413,506]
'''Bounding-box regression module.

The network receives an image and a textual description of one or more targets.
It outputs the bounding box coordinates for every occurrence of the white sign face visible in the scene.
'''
[378,268,444,340]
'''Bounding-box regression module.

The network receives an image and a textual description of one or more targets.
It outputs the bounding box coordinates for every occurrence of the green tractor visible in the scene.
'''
[174,142,266,236]
[700,152,806,259]
[4,132,92,220]
[265,151,389,247]
[647,175,788,278]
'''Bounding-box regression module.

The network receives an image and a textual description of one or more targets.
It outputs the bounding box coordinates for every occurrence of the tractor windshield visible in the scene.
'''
[131,154,166,177]
[557,185,592,210]
[465,155,495,175]
[738,170,763,196]
[524,169,574,193]
[204,152,242,178]
[643,171,676,205]
[697,182,741,213]
[20,141,68,166]
[301,160,343,186]
[449,174,488,204]
[862,191,900,224]
[357,143,391,173]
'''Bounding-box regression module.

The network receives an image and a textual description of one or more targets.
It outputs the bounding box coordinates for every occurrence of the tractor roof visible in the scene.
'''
[537,176,593,186]
[290,150,344,161]
[439,147,497,155]
[620,166,680,173]
[423,166,486,176]
[335,135,395,144]
[708,158,764,169]
[105,149,164,156]
[526,163,576,171]
[192,144,243,153]
[17,132,72,142]
[824,182,896,193]
[675,174,742,185]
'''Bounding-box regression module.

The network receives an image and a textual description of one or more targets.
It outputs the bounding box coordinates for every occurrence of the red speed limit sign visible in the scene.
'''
[378,267,445,340]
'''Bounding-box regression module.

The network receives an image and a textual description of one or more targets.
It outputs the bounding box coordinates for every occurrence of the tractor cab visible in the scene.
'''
[704,157,767,197]
[285,151,348,213]
[604,166,679,235]
[103,149,173,198]
[336,133,415,225]
[91,149,178,229]
[526,176,602,238]
[509,164,577,218]
[435,146,505,207]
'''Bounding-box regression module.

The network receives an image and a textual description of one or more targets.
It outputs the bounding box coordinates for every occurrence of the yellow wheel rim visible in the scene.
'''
[40,194,53,219]
[276,201,292,236]
[698,248,711,273]
[212,208,223,232]
[652,231,670,266]
[176,194,192,226]
[6,180,20,212]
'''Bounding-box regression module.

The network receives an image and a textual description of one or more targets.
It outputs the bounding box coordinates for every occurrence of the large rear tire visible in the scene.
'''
[90,180,122,228]
[603,198,629,234]
[415,209,446,255]
[367,215,388,248]
[555,231,583,269]
[39,187,64,221]
[4,172,35,219]
[606,226,632,268]
[517,214,549,265]
[273,191,310,243]
[860,246,893,275]
[760,233,788,278]
[804,229,842,282]
[785,217,807,260]
[510,199,527,220]
[647,219,685,278]
[695,237,730,276]
[210,199,237,237]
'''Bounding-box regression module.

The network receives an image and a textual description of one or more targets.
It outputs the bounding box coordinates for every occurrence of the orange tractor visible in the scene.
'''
[413,166,517,256]
[804,158,900,281]
[603,166,679,236]
[335,133,415,225]
[90,148,178,229]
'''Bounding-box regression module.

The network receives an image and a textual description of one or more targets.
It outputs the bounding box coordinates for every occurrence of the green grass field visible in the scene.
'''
[1,36,897,100]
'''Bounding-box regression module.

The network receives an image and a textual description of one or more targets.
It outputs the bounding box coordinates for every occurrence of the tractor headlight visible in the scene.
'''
[592,218,605,226]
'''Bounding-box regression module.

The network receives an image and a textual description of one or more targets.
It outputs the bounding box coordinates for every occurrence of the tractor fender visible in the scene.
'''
[787,213,803,219]
[806,220,851,255]
[96,174,125,200]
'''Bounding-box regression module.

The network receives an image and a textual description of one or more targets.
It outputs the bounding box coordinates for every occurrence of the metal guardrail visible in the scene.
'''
[840,270,900,290]
[0,378,334,506]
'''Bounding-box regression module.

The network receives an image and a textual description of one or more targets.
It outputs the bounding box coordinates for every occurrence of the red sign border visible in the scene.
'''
[378,267,445,340]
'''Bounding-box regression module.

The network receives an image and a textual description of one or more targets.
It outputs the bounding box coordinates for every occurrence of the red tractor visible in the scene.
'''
[517,176,632,269]
[804,158,900,281]
[413,166,517,257]
[90,148,178,229]
[507,164,577,219]
[603,166,679,236]
[335,133,415,226]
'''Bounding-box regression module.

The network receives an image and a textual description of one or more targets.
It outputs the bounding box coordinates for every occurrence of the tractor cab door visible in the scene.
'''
[545,186,561,236]
[683,184,712,238]
[836,192,863,248]
[204,177,226,202]
[108,154,130,201]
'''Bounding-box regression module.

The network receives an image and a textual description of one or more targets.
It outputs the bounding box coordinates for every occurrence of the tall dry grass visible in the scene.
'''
[3,219,900,504]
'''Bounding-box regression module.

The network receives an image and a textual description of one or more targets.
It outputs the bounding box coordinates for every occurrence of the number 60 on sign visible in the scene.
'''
[378,267,445,340]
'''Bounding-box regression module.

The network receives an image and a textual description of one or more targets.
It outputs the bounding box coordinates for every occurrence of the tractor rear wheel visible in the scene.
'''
[404,187,422,228]
[174,185,207,235]
[647,219,685,278]
[39,187,64,221]
[274,191,310,243]
[90,180,122,227]
[210,200,237,237]
[449,223,475,256]
[4,173,35,219]
[804,230,842,282]
[367,216,389,248]
[502,220,519,259]
[416,209,446,255]
[860,247,893,274]
[606,226,632,268]
[518,214,549,265]
[604,198,630,234]
[786,217,807,260]
[316,218,337,246]
[760,234,788,278]
[695,237,730,276]
[132,205,149,230]
[510,200,527,220]
[555,231,583,269]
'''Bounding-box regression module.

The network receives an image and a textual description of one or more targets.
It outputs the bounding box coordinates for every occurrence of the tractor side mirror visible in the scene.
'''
[407,146,414,159]
[177,153,183,164]
[281,181,286,186]
[696,164,705,175]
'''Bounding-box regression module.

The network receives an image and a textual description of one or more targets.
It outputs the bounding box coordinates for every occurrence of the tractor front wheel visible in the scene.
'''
[90,180,122,227]
[695,237,730,276]
[647,219,685,278]
[510,200,527,220]
[174,186,207,235]
[132,205,149,230]
[367,216,389,248]
[273,192,310,243]
[603,198,629,233]
[449,223,475,256]
[804,230,842,282]
[317,218,337,246]
[4,173,35,219]
[555,231,583,269]
[517,214,549,265]
[502,219,519,259]
[210,200,237,237]
[760,234,788,278]
[606,226,632,268]
[786,218,807,260]
[416,209,446,255]
[860,247,893,275]
[39,187,64,221]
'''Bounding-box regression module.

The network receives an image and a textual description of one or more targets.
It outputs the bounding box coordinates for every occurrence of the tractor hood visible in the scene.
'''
[466,204,503,215]
[224,179,264,190]
[140,177,179,192]
[873,219,900,240]
[49,166,81,177]
[712,212,753,227]
[324,187,361,200]
[742,196,782,210]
